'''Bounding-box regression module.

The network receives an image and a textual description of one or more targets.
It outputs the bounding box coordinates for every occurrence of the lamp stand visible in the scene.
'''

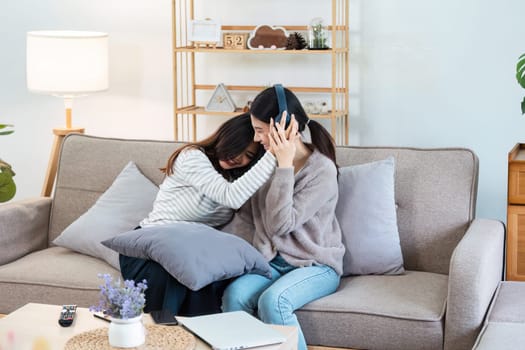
[41,98,85,197]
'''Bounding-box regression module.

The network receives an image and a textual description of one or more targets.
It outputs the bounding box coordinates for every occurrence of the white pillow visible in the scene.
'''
[336,157,405,276]
[53,161,158,269]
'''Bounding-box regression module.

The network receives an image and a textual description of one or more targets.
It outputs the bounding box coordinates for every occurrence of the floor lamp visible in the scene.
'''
[26,31,109,197]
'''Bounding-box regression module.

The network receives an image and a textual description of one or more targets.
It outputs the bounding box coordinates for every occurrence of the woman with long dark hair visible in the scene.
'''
[141,112,280,228]
[120,112,298,316]
[222,86,345,350]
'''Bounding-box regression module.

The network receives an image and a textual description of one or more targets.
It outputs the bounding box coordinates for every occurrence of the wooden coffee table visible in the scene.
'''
[0,303,297,350]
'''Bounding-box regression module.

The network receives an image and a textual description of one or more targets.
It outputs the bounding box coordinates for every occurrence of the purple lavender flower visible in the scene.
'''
[90,273,147,319]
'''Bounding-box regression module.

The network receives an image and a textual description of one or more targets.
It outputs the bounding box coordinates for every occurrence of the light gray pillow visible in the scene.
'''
[53,161,158,270]
[102,222,272,291]
[336,157,405,276]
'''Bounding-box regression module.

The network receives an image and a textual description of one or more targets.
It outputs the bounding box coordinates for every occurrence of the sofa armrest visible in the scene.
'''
[444,218,504,350]
[0,197,52,265]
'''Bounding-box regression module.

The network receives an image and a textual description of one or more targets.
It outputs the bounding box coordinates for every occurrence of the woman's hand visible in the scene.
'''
[269,112,298,168]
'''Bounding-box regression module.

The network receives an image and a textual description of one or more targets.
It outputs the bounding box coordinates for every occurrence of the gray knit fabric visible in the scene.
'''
[0,197,51,265]
[223,149,345,275]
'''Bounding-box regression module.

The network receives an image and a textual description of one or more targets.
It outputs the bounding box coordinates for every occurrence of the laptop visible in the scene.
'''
[177,311,286,350]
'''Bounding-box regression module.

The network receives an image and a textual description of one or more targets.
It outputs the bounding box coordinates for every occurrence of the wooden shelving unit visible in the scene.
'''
[172,0,349,144]
[507,143,525,281]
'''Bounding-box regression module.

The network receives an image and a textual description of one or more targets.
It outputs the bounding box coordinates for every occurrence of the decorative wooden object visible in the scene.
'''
[247,25,289,50]
[506,143,525,281]
[223,33,249,49]
[172,0,349,144]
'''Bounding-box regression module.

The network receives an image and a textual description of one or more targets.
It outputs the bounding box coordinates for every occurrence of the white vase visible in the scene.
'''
[108,314,145,348]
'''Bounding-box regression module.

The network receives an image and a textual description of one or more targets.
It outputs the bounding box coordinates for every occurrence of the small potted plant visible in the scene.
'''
[308,18,329,50]
[516,53,525,114]
[90,274,148,348]
[0,124,15,203]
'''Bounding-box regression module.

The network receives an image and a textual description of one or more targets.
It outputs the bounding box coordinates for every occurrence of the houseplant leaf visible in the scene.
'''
[517,54,525,114]
[0,124,14,136]
[0,124,16,202]
[0,171,16,203]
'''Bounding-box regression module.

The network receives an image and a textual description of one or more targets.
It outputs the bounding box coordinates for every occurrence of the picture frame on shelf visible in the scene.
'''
[188,19,221,48]
[205,83,236,112]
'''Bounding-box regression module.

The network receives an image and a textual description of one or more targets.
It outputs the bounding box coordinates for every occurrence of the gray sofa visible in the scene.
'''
[0,134,504,350]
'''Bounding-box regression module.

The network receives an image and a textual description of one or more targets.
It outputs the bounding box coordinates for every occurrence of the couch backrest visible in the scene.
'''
[50,134,478,275]
[49,134,184,245]
[335,146,478,275]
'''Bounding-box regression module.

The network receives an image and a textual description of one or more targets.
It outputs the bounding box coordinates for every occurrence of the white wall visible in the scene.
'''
[1,0,525,223]
[355,0,525,223]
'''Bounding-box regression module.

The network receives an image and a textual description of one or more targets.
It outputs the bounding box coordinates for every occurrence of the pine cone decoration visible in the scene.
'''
[286,32,308,50]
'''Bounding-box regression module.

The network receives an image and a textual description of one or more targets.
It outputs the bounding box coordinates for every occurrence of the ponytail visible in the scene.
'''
[306,120,337,168]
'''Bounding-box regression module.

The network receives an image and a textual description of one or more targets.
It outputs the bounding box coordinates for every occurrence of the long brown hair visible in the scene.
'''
[162,113,262,180]
[249,86,337,166]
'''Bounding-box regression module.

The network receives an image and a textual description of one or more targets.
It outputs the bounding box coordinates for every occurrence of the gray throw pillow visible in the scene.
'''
[102,222,272,291]
[53,162,158,270]
[336,157,405,276]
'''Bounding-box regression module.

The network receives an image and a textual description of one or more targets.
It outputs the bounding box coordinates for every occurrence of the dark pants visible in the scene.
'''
[119,254,231,316]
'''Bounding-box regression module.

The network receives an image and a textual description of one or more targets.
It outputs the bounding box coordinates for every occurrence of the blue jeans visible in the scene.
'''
[222,255,340,350]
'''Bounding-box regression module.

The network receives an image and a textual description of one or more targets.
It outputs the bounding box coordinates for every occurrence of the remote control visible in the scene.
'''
[58,304,77,327]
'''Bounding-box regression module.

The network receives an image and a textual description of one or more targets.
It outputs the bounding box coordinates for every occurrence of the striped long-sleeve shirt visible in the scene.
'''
[140,148,276,228]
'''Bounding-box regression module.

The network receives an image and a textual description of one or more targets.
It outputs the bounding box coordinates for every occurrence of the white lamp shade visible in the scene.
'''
[27,31,109,96]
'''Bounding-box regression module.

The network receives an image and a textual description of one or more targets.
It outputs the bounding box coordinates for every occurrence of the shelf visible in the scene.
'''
[220,25,347,31]
[174,47,348,54]
[172,0,349,144]
[176,106,345,119]
[194,85,347,93]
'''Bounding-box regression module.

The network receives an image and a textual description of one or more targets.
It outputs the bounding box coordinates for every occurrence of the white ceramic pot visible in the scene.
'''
[108,314,145,348]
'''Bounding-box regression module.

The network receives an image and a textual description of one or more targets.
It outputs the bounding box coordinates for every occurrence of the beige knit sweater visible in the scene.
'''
[223,149,345,275]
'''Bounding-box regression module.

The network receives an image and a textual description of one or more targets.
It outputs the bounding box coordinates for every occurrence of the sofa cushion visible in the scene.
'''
[336,157,405,276]
[297,270,448,350]
[302,270,447,320]
[334,147,477,275]
[102,222,272,291]
[53,161,158,269]
[0,197,50,266]
[472,282,525,350]
[473,323,525,350]
[0,247,119,313]
[486,281,525,323]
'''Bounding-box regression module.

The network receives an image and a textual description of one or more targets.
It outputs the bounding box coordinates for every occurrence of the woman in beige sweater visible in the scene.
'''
[222,85,345,350]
